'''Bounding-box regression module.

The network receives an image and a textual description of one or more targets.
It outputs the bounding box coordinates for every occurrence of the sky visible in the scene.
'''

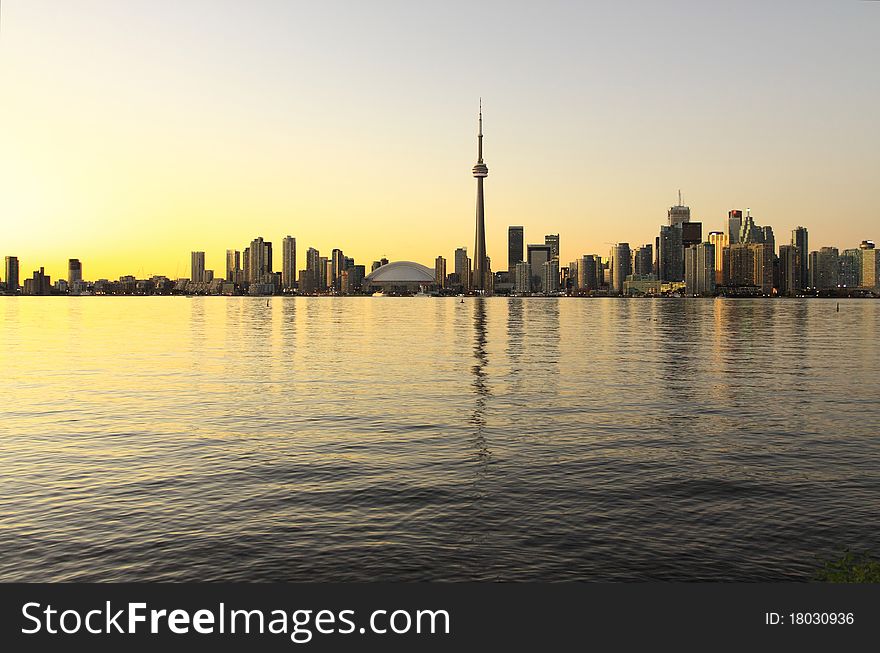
[1,0,878,281]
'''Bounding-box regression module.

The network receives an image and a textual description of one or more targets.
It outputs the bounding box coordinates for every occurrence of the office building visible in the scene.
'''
[5,256,19,293]
[792,227,809,292]
[611,243,632,295]
[728,210,743,245]
[707,231,728,285]
[527,244,552,293]
[226,250,241,283]
[191,251,205,283]
[508,226,524,277]
[578,255,599,292]
[633,244,652,277]
[668,192,690,226]
[68,259,82,285]
[23,267,51,295]
[725,242,774,295]
[658,225,684,282]
[545,234,560,261]
[778,245,800,296]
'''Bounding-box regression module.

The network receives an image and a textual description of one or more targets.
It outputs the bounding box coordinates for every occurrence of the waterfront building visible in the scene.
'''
[658,225,684,282]
[508,226,524,278]
[542,259,559,294]
[778,245,800,296]
[724,243,774,295]
[363,261,437,294]
[861,241,879,289]
[611,243,632,295]
[578,255,599,292]
[839,248,862,287]
[23,267,51,295]
[624,274,661,296]
[190,251,205,283]
[68,259,82,286]
[226,249,241,284]
[4,256,19,293]
[527,244,551,293]
[792,227,809,292]
[282,237,297,290]
[545,234,560,261]
[728,210,743,245]
[454,247,471,291]
[684,242,715,296]
[434,256,446,288]
[514,261,531,294]
[708,231,727,285]
[248,237,273,286]
[634,244,653,277]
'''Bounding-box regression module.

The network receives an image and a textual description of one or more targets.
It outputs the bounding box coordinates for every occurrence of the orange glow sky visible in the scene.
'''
[1,1,878,281]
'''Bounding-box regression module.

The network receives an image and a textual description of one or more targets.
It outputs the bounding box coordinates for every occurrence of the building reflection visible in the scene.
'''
[471,297,491,462]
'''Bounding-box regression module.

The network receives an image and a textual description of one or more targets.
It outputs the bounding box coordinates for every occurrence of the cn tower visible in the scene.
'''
[472,100,489,292]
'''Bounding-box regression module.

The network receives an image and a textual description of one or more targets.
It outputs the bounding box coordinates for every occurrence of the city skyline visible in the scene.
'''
[2,1,879,282]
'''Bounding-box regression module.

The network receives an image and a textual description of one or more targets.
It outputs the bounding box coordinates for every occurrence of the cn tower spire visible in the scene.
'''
[478,98,484,163]
[472,100,489,293]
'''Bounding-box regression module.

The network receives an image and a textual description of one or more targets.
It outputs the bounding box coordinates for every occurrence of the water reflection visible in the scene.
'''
[471,297,491,462]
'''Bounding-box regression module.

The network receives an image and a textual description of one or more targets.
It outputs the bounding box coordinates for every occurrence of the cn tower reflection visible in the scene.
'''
[471,297,492,462]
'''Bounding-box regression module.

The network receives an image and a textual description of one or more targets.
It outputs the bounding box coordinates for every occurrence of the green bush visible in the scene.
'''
[817,551,880,583]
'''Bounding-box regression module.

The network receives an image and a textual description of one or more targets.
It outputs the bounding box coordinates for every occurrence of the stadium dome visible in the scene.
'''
[363,261,437,294]
[365,261,435,283]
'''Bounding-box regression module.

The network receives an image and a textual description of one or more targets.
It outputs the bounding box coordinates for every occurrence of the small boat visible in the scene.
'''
[372,291,385,297]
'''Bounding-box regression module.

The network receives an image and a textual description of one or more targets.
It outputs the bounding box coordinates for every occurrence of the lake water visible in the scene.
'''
[1,296,878,581]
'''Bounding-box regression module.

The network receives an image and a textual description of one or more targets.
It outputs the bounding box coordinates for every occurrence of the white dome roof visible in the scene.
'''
[365,261,435,282]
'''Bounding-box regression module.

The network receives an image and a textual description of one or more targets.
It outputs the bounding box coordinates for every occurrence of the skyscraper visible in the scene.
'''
[611,243,632,294]
[5,256,20,293]
[792,227,809,292]
[226,249,241,283]
[578,255,599,292]
[542,259,559,294]
[728,210,743,245]
[668,191,690,226]
[657,225,684,281]
[331,248,345,291]
[68,259,82,285]
[434,256,446,288]
[191,251,205,283]
[526,244,551,293]
[508,226,524,277]
[248,237,273,285]
[454,247,471,290]
[861,241,879,289]
[684,243,715,296]
[472,101,489,293]
[545,234,560,261]
[778,245,799,296]
[839,248,862,287]
[707,231,728,285]
[282,236,296,290]
[514,261,531,294]
[634,244,653,276]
